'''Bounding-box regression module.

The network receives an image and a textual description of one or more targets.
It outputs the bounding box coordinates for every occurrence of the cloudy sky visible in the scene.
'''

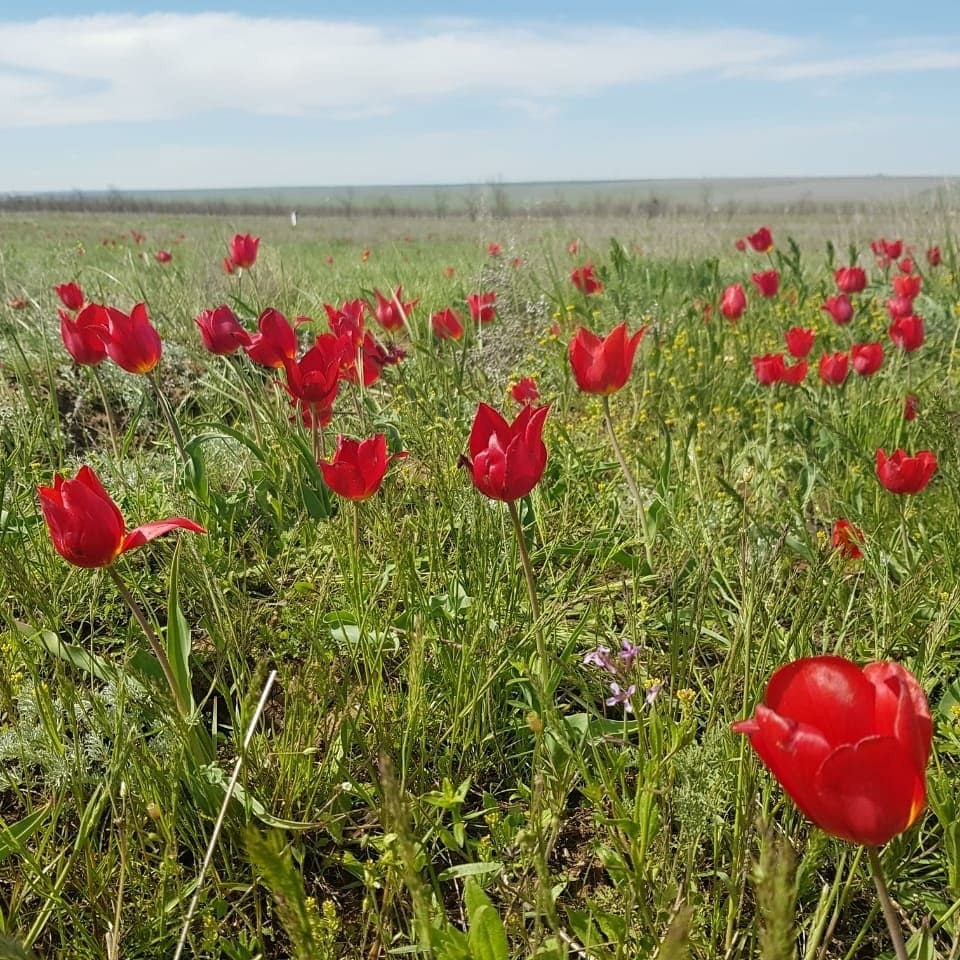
[2,0,959,191]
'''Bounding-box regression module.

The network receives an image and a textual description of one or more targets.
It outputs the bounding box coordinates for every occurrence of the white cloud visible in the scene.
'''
[0,13,802,128]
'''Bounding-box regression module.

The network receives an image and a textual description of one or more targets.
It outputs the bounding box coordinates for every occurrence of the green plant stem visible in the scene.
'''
[232,355,263,447]
[90,366,121,460]
[149,371,189,464]
[898,498,912,569]
[601,394,655,570]
[866,847,908,960]
[107,565,190,717]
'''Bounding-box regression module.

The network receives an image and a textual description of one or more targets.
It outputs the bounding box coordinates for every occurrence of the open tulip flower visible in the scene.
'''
[888,315,925,353]
[876,448,937,495]
[510,377,540,405]
[569,322,646,394]
[822,294,854,325]
[318,433,407,501]
[834,266,867,294]
[831,519,865,559]
[893,274,922,299]
[372,286,419,332]
[734,655,931,847]
[746,226,773,252]
[465,402,549,503]
[104,302,162,374]
[467,291,497,324]
[54,282,84,312]
[38,466,204,568]
[850,342,884,377]
[228,233,260,270]
[570,264,603,295]
[750,270,780,298]
[431,307,464,341]
[195,305,252,355]
[785,326,814,358]
[280,336,342,427]
[59,304,108,366]
[245,308,298,368]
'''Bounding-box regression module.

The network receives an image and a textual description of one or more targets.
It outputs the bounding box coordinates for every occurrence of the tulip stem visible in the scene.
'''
[107,565,190,718]
[867,847,909,960]
[898,499,912,569]
[507,499,549,703]
[90,366,121,460]
[149,372,189,464]
[601,395,654,570]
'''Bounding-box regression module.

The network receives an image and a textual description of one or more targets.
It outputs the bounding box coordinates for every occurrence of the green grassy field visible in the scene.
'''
[1,207,960,959]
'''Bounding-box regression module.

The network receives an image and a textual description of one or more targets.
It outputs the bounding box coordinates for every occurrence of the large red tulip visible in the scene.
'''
[245,308,298,368]
[466,402,548,502]
[876,448,937,494]
[318,433,407,501]
[228,233,260,270]
[818,351,849,386]
[104,302,162,374]
[59,304,108,366]
[750,270,780,298]
[194,305,252,355]
[54,282,84,312]
[568,322,646,394]
[38,465,204,568]
[850,342,884,377]
[889,315,925,352]
[733,655,931,846]
[785,326,814,358]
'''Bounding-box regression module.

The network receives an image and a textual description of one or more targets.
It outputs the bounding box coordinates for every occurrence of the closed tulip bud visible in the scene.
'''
[568,322,646,394]
[38,465,204,568]
[818,351,849,385]
[245,308,298,368]
[831,519,865,559]
[571,264,603,295]
[734,237,747,252]
[822,294,854,325]
[734,655,930,846]
[465,402,549,502]
[720,283,747,320]
[750,270,780,298]
[926,246,942,267]
[431,307,464,341]
[888,315,925,353]
[876,448,937,494]
[318,433,407,501]
[60,304,108,366]
[54,282,84,312]
[746,226,773,253]
[467,291,497,324]
[850,342,884,376]
[229,233,260,270]
[897,257,915,275]
[893,274,922,299]
[194,305,252,355]
[834,266,867,294]
[105,302,162,374]
[785,326,814,358]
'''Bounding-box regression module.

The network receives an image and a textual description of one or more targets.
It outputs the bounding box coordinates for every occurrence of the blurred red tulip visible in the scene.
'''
[752,353,785,385]
[734,238,746,252]
[372,286,418,332]
[818,351,849,386]
[887,295,914,320]
[466,402,549,502]
[510,377,540,404]
[361,248,371,263]
[104,302,162,374]
[571,264,603,295]
[155,249,172,264]
[59,304,108,366]
[245,308,298,368]
[720,283,747,320]
[822,294,854,325]
[431,307,464,341]
[733,655,930,845]
[318,433,406,501]
[8,296,27,310]
[222,256,236,275]
[38,465,204,568]
[781,359,808,385]
[568,239,581,255]
[893,274,922,299]
[751,270,780,298]
[904,394,920,421]
[926,246,942,267]
[443,265,456,278]
[746,227,773,253]
[831,519,865,559]
[54,282,84,312]
[467,291,497,324]
[195,305,251,355]
[834,267,867,294]
[876,448,937,494]
[888,315,925,352]
[785,326,814,358]
[569,322,647,394]
[228,233,260,270]
[487,242,502,257]
[850,342,884,377]
[897,257,915,275]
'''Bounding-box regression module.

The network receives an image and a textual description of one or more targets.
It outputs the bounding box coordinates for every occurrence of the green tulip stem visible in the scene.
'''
[149,371,189,464]
[107,565,190,718]
[89,365,121,460]
[507,499,548,704]
[898,498,912,569]
[601,394,654,570]
[867,847,909,960]
[231,354,263,448]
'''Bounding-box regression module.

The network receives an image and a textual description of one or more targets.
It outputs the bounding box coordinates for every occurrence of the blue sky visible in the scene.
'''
[1,2,959,191]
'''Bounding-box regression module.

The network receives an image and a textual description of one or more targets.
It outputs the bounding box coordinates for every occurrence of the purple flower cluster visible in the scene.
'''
[582,640,662,714]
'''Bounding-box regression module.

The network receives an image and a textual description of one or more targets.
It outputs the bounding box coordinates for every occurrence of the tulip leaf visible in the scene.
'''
[166,542,195,714]
[27,625,116,683]
[0,805,52,865]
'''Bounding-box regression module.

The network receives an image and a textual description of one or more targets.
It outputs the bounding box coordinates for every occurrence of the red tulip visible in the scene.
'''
[372,286,418,332]
[431,307,464,341]
[466,402,549,502]
[883,239,903,260]
[818,351,849,386]
[876,448,937,494]
[831,520,864,560]
[850,342,884,377]
[104,302,162,374]
[568,239,581,255]
[467,291,497,324]
[487,242,502,257]
[228,233,260,270]
[324,300,367,341]
[510,257,525,269]
[888,315,925,352]
[568,322,647,395]
[733,655,930,846]
[897,257,915,275]
[280,336,342,426]
[893,274,921,299]
[38,465,204,569]
[571,264,603,295]
[746,226,773,253]
[59,304,108,366]
[785,326,814,358]
[720,283,747,320]
[822,294,854,325]
[926,246,942,267]
[752,353,785,385]
[781,359,808,385]
[904,394,920,421]
[834,267,867,294]
[155,249,172,264]
[750,270,780,298]
[734,238,747,252]
[195,305,251,355]
[54,282,84,312]
[443,265,456,278]
[130,230,145,246]
[222,256,236,275]
[361,248,371,263]
[245,309,298,368]
[510,377,540,404]
[887,295,914,320]
[318,433,407,501]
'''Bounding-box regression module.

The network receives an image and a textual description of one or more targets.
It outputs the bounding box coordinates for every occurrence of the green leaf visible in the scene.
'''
[468,905,509,960]
[0,806,51,864]
[28,626,116,683]
[437,861,503,881]
[0,936,40,960]
[166,542,195,714]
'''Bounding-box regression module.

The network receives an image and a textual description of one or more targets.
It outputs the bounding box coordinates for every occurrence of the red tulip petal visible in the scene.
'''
[815,736,925,845]
[120,518,206,554]
[864,662,932,773]
[469,403,510,459]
